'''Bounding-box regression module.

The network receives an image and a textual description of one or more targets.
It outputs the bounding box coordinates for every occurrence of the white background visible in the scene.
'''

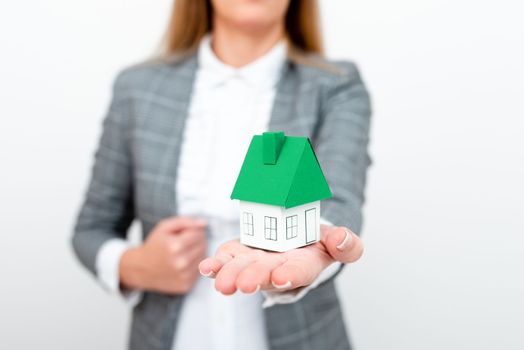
[1,1,523,349]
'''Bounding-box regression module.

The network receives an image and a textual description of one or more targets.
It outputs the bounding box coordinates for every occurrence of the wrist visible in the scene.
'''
[119,247,146,290]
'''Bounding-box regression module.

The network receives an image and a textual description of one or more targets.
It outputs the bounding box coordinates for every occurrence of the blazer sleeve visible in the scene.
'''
[315,62,372,235]
[71,71,135,276]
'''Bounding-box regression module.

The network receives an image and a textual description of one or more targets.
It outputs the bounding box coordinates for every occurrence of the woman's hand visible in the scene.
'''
[199,225,363,295]
[119,217,207,294]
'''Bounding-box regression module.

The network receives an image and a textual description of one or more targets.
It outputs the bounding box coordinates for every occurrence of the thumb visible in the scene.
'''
[321,225,364,263]
[157,216,207,234]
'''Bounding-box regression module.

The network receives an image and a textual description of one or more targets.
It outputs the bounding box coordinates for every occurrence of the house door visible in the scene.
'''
[305,208,317,243]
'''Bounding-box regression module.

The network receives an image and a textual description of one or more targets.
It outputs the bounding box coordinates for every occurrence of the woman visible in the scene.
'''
[72,0,371,349]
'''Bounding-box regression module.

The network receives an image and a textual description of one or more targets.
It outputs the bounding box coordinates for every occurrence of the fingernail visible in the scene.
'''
[272,280,292,290]
[196,219,208,226]
[336,230,353,251]
[244,285,261,295]
[200,269,215,277]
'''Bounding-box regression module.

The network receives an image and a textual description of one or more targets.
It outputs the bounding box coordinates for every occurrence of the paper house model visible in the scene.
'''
[231,132,332,252]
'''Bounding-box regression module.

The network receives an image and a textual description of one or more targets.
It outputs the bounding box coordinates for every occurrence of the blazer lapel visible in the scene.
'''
[268,61,297,131]
[269,61,319,138]
[139,55,198,225]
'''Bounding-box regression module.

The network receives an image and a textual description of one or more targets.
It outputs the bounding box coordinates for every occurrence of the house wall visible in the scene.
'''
[239,201,282,251]
[238,201,320,252]
[282,201,321,250]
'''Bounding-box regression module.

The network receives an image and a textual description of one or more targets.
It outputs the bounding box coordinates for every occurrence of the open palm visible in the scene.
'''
[199,225,364,294]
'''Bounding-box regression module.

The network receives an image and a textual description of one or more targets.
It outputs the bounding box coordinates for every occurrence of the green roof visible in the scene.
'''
[230,132,332,208]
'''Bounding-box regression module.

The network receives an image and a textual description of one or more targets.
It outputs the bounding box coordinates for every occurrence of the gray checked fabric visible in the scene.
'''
[72,51,371,350]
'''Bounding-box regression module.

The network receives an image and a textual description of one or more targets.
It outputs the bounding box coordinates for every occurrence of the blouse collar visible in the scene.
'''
[197,35,287,88]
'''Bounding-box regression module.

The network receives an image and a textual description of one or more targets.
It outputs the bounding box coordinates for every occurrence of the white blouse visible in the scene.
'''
[173,35,285,350]
[95,35,339,350]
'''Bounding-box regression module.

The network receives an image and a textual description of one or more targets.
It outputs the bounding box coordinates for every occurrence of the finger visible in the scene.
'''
[270,258,320,290]
[236,255,286,293]
[322,226,364,263]
[199,239,253,279]
[199,251,234,278]
[158,216,207,233]
[173,240,207,271]
[169,227,206,252]
[215,255,255,295]
[219,239,252,257]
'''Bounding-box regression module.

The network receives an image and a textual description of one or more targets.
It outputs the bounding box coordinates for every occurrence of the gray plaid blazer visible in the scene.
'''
[72,51,371,350]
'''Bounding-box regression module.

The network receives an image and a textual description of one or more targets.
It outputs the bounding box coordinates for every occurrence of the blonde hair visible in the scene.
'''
[160,0,324,57]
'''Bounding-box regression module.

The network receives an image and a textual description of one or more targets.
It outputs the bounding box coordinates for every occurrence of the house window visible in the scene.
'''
[243,212,254,236]
[264,216,277,240]
[286,215,298,239]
